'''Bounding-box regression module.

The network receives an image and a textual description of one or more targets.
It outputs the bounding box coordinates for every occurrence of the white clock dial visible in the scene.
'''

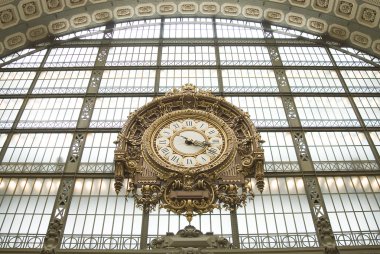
[154,117,225,169]
[172,130,205,155]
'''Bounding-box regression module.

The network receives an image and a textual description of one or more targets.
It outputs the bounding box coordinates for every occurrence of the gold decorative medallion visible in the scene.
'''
[114,84,265,221]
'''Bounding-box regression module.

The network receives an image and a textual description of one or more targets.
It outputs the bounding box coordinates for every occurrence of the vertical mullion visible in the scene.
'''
[263,182,270,247]
[325,177,344,234]
[269,178,279,237]
[366,176,380,225]
[24,178,40,237]
[212,18,223,95]
[38,179,54,237]
[131,197,137,249]
[252,180,260,246]
[120,180,126,245]
[356,176,380,232]
[0,178,17,233]
[15,178,33,239]
[346,177,369,233]
[70,179,81,243]
[281,178,290,238]
[13,178,28,239]
[44,98,56,126]
[329,132,340,163]
[291,178,304,242]
[243,194,249,245]
[84,179,94,238]
[334,177,355,234]
[91,179,101,238]
[108,179,117,239]
[153,18,164,95]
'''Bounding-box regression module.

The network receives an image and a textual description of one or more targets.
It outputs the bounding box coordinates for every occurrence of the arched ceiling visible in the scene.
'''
[0,0,379,59]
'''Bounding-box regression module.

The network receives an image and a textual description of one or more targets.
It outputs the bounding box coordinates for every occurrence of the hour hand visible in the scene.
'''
[180,135,194,145]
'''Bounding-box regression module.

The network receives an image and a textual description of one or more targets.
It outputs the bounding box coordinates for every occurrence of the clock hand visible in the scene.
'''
[180,135,210,148]
[180,135,194,145]
[202,140,211,147]
[193,140,211,148]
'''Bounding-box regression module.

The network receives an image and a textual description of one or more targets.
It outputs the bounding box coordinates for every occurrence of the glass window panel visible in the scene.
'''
[159,69,218,92]
[370,132,380,155]
[161,46,216,66]
[0,178,60,248]
[114,19,161,39]
[222,69,278,92]
[99,70,155,93]
[90,97,152,128]
[225,97,288,127]
[164,18,214,38]
[261,132,299,172]
[330,48,374,67]
[353,97,380,127]
[294,97,359,127]
[1,133,72,173]
[45,47,99,67]
[80,133,118,173]
[271,25,320,39]
[62,178,142,250]
[307,132,378,171]
[341,70,380,93]
[57,26,105,40]
[1,17,380,252]
[219,46,271,66]
[279,47,332,66]
[2,50,47,68]
[216,19,264,38]
[0,133,7,153]
[319,176,380,246]
[33,71,91,94]
[0,71,36,94]
[286,70,344,93]
[1,49,34,66]
[0,98,23,129]
[18,98,82,128]
[106,47,158,66]
[238,177,317,248]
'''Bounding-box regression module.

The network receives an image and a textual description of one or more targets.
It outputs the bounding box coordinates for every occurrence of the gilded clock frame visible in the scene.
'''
[142,109,236,176]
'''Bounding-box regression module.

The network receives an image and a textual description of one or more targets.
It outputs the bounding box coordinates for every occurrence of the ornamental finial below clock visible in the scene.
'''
[114,84,265,222]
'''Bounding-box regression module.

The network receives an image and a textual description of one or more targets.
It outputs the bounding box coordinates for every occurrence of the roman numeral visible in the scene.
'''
[171,155,180,163]
[208,148,218,155]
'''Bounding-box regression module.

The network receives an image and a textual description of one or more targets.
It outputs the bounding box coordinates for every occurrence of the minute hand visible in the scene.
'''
[193,140,210,148]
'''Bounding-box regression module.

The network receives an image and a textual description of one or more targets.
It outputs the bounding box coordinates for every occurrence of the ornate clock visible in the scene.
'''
[114,84,264,222]
[142,109,236,175]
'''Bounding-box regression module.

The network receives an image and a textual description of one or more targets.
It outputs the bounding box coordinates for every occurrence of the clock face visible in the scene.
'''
[155,118,225,168]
